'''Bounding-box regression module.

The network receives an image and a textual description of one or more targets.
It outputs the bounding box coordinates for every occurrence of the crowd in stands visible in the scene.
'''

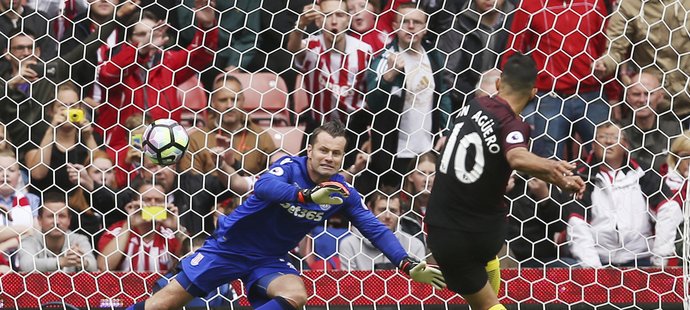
[0,0,689,280]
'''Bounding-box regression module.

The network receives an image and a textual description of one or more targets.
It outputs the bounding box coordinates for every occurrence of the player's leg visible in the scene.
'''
[462,281,505,310]
[129,240,245,310]
[485,256,501,296]
[428,225,506,310]
[256,274,308,309]
[247,258,306,309]
[141,279,195,309]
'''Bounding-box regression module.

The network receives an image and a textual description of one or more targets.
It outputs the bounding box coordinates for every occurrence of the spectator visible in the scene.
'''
[0,150,39,271]
[59,0,137,109]
[110,114,147,188]
[0,150,39,226]
[0,28,45,160]
[506,173,573,267]
[97,5,218,155]
[339,190,425,270]
[287,0,372,167]
[400,151,436,244]
[375,0,412,34]
[622,71,682,172]
[0,3,138,161]
[28,0,88,46]
[97,180,182,272]
[86,150,118,191]
[666,131,690,198]
[0,0,56,62]
[503,0,610,159]
[67,150,126,243]
[0,122,10,153]
[594,0,690,120]
[366,3,452,189]
[26,0,87,19]
[438,0,515,109]
[175,0,261,73]
[17,192,97,272]
[566,122,682,267]
[138,155,250,236]
[181,74,277,176]
[24,82,99,197]
[347,0,387,55]
[0,225,32,273]
[660,131,690,265]
[23,82,105,239]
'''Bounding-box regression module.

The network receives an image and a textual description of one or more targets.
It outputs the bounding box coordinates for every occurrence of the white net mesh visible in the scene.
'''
[0,0,688,308]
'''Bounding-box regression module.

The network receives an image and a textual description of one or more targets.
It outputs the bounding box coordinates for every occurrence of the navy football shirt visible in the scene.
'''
[425,96,530,232]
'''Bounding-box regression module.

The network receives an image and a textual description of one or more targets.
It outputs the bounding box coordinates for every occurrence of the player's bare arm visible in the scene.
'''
[506,147,585,195]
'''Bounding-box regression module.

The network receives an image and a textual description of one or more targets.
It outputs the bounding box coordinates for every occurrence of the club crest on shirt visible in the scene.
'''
[506,131,524,144]
[269,167,284,176]
[190,253,204,266]
[318,204,332,211]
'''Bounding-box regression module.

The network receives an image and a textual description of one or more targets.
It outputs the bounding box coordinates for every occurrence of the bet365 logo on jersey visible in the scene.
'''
[281,203,324,221]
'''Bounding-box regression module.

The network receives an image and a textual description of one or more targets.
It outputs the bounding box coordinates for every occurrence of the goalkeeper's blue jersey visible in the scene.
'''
[212,156,408,266]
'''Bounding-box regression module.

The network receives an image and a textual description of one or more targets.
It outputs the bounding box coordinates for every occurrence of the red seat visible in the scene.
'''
[267,125,306,156]
[293,73,311,118]
[217,72,290,126]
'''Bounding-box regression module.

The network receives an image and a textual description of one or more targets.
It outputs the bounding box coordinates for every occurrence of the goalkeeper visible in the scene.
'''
[128,121,445,310]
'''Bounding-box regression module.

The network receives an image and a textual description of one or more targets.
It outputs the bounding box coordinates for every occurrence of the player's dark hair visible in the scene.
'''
[38,192,68,217]
[309,120,348,146]
[501,53,537,95]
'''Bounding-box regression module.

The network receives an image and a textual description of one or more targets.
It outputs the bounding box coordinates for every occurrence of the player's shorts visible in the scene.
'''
[427,224,506,295]
[174,238,299,306]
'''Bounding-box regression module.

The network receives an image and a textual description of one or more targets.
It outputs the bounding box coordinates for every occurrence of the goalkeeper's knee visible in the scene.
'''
[485,256,501,296]
[488,304,507,310]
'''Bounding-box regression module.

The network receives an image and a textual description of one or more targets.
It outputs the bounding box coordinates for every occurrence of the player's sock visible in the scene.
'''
[126,301,146,310]
[488,304,507,310]
[485,256,501,296]
[255,296,295,310]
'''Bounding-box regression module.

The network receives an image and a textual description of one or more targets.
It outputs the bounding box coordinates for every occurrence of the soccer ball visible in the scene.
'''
[142,119,189,166]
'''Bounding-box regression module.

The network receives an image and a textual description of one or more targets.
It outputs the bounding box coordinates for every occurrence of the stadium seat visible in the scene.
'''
[267,125,306,155]
[293,73,311,119]
[177,75,208,128]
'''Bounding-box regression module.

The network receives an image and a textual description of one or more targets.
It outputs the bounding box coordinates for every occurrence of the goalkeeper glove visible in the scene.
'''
[297,181,350,205]
[400,257,446,290]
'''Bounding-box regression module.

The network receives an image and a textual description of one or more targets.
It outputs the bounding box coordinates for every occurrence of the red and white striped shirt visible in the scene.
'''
[98,221,180,273]
[296,34,372,123]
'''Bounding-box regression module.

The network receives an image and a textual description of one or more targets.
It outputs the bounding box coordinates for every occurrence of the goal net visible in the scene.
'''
[0,0,687,308]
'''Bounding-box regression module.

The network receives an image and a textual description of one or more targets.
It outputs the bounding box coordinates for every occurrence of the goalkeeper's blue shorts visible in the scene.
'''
[427,224,506,295]
[174,237,300,307]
